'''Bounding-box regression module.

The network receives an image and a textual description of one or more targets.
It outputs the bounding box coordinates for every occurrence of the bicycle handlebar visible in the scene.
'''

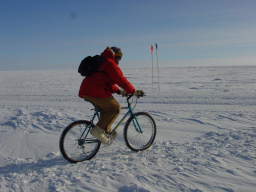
[126,92,145,107]
[127,93,145,100]
[127,94,133,100]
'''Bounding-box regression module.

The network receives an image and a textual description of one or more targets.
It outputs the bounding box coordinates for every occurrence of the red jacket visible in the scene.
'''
[79,48,136,98]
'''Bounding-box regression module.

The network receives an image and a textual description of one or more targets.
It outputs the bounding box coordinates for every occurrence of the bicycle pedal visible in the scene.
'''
[106,132,117,140]
[106,138,114,145]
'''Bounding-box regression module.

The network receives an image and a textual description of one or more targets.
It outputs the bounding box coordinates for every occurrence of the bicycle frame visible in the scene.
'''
[88,95,143,135]
[59,93,156,163]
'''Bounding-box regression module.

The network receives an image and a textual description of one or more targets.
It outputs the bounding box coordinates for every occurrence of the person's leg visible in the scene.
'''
[83,96,120,132]
[97,97,120,133]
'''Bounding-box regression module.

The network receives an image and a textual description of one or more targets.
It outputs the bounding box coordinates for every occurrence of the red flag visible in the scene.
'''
[150,45,154,54]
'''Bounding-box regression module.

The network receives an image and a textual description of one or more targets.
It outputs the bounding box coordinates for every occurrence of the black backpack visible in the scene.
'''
[78,55,104,76]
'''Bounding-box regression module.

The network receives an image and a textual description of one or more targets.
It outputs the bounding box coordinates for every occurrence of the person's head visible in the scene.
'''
[111,47,123,63]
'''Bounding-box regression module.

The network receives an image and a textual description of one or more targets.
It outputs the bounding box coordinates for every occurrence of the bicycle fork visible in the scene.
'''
[128,104,143,134]
[131,115,143,133]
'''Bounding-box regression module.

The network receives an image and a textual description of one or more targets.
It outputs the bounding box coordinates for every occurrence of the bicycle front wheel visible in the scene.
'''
[59,120,101,163]
[124,112,156,152]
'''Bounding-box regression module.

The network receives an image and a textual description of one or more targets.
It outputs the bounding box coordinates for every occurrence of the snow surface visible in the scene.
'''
[0,66,255,192]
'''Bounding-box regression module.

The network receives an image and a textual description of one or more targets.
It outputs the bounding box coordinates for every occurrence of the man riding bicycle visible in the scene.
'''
[79,47,144,144]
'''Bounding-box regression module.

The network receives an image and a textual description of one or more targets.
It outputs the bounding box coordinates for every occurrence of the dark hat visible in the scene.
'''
[111,47,123,57]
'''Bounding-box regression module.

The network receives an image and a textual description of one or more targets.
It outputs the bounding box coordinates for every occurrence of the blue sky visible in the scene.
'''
[1,0,256,70]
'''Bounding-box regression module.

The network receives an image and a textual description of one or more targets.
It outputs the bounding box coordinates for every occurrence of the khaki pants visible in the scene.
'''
[83,96,121,132]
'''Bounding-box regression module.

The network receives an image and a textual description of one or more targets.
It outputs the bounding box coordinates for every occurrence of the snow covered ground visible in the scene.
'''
[0,66,255,192]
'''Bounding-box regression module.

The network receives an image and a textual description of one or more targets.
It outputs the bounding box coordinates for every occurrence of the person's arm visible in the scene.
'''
[110,84,121,94]
[104,60,136,94]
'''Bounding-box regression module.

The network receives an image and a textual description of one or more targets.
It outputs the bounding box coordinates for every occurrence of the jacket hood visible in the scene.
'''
[101,47,115,59]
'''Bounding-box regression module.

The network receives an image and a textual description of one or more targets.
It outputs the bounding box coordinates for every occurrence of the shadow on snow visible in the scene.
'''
[0,156,68,175]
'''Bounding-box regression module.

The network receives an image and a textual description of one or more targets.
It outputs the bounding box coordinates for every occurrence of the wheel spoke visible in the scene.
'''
[59,121,101,163]
[124,112,156,151]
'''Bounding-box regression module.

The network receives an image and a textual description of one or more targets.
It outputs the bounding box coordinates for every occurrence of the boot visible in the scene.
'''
[90,126,110,144]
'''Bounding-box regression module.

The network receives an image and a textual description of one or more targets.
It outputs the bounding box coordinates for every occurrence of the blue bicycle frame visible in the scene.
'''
[85,95,143,137]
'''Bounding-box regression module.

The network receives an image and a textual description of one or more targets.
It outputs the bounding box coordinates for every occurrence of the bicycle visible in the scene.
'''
[59,94,157,163]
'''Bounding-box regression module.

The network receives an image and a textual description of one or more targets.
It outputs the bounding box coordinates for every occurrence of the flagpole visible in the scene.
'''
[150,45,154,89]
[155,43,160,92]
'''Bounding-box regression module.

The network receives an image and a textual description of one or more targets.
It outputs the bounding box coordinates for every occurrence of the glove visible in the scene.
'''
[134,90,145,97]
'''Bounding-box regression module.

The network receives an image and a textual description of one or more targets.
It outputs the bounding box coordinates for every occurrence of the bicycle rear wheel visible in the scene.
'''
[59,120,101,163]
[124,112,156,152]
